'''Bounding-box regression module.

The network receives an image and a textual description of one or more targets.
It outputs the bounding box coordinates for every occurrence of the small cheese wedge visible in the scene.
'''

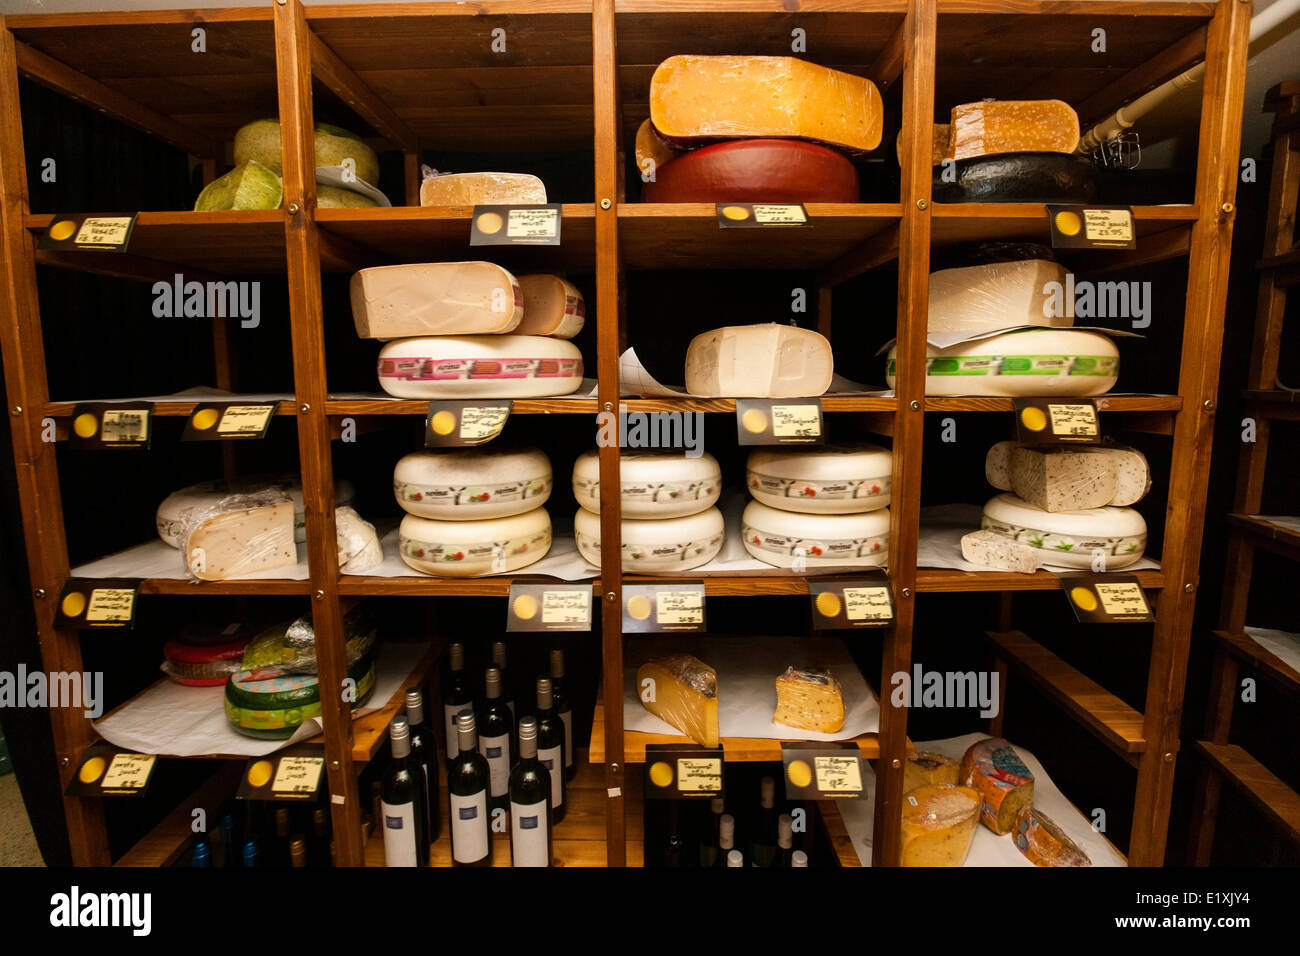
[961,529,1039,573]
[686,323,833,398]
[635,118,678,180]
[772,666,845,733]
[336,506,383,573]
[637,654,719,747]
[1013,806,1092,867]
[900,784,982,866]
[185,499,296,581]
[949,100,1080,161]
[350,262,523,339]
[1009,445,1118,512]
[420,171,547,206]
[516,275,586,338]
[903,752,961,793]
[960,737,1035,835]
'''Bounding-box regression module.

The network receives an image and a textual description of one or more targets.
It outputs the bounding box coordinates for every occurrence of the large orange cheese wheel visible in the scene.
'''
[642,139,859,204]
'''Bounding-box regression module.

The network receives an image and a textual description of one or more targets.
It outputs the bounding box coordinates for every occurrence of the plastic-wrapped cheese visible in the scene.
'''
[420,171,546,206]
[900,785,982,866]
[183,492,298,581]
[574,506,723,573]
[157,477,354,547]
[226,653,376,739]
[350,262,523,339]
[515,275,585,339]
[637,653,719,747]
[336,506,383,572]
[981,493,1147,570]
[686,323,832,398]
[398,508,551,577]
[929,260,1072,339]
[746,443,891,514]
[742,500,888,570]
[572,450,720,519]
[960,737,1035,835]
[394,448,552,520]
[949,99,1080,161]
[1013,806,1092,867]
[772,666,845,733]
[886,329,1119,397]
[961,529,1039,573]
[377,335,584,399]
[903,752,960,793]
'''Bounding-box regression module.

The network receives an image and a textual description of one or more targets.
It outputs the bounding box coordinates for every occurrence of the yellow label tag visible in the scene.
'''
[1047,403,1098,437]
[841,586,892,621]
[217,405,275,435]
[1093,581,1150,617]
[507,208,559,239]
[814,755,862,792]
[677,758,723,792]
[102,753,155,790]
[1083,208,1133,242]
[459,405,511,441]
[656,590,704,625]
[84,588,135,623]
[753,204,807,225]
[99,409,148,443]
[541,589,590,625]
[770,404,821,438]
[74,216,133,247]
[272,756,324,793]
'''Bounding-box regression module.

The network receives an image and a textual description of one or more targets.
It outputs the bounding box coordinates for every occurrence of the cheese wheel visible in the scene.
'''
[572,450,721,519]
[394,448,552,520]
[350,262,523,339]
[420,171,547,206]
[686,323,832,398]
[637,654,719,747]
[573,505,724,573]
[157,477,354,547]
[515,275,585,338]
[1013,806,1092,867]
[981,493,1147,570]
[932,152,1099,205]
[960,737,1035,835]
[949,100,1080,161]
[900,785,982,866]
[649,55,883,156]
[377,335,584,399]
[226,654,375,739]
[161,637,250,687]
[741,500,889,570]
[903,752,961,793]
[929,259,1073,340]
[772,666,845,733]
[746,443,892,514]
[984,441,1017,491]
[635,118,679,181]
[398,509,551,577]
[641,139,860,204]
[886,329,1119,397]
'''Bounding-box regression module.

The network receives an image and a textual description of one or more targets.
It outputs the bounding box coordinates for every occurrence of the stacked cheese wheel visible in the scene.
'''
[571,451,723,573]
[393,447,553,577]
[741,443,891,570]
[353,261,586,399]
[961,440,1151,572]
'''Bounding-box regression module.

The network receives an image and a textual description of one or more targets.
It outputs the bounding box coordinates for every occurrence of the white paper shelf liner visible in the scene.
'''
[622,635,879,742]
[836,732,1128,867]
[1245,627,1300,674]
[72,538,312,581]
[1249,514,1300,535]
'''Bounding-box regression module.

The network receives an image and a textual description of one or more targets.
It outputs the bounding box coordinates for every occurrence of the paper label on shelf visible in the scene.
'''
[101,753,155,792]
[39,213,137,252]
[424,400,513,447]
[1094,581,1151,617]
[737,398,824,445]
[101,409,150,443]
[183,402,278,441]
[1046,204,1136,250]
[56,578,140,629]
[677,758,723,792]
[470,204,562,246]
[781,743,866,800]
[771,404,823,438]
[84,588,136,623]
[67,403,154,450]
[810,574,894,630]
[508,583,593,632]
[814,755,863,793]
[1058,572,1154,622]
[623,584,707,632]
[272,756,324,794]
[542,589,591,624]
[716,203,811,228]
[656,590,705,626]
[644,745,725,799]
[1013,398,1101,444]
[842,587,892,621]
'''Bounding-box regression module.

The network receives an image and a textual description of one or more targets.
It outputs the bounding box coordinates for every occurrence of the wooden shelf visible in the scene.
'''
[918,567,1165,593]
[986,630,1147,762]
[115,763,246,867]
[927,395,1182,413]
[325,396,598,417]
[1212,630,1300,695]
[930,204,1197,247]
[1243,389,1300,420]
[1228,514,1300,562]
[43,398,295,418]
[135,578,313,596]
[619,396,895,413]
[1194,742,1300,845]
[338,575,601,598]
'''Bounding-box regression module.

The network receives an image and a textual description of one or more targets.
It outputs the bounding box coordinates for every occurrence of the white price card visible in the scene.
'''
[272,756,325,794]
[102,753,156,790]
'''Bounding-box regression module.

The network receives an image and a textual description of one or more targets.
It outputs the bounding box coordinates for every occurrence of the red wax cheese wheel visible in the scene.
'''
[642,139,859,204]
[162,637,251,686]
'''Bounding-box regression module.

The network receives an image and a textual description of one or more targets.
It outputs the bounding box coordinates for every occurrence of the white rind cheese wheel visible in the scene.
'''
[571,450,721,519]
[394,448,552,520]
[685,323,833,398]
[376,335,584,399]
[746,443,892,513]
[886,329,1119,397]
[350,262,523,339]
[157,477,354,547]
[981,493,1146,569]
[516,275,586,339]
[573,505,724,573]
[398,509,551,577]
[741,499,889,569]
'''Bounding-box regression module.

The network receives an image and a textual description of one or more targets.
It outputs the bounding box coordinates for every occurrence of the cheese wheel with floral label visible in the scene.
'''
[377,335,584,399]
[394,448,552,520]
[980,493,1147,570]
[741,500,888,570]
[398,509,551,577]
[572,450,721,519]
[746,443,891,514]
[573,505,723,573]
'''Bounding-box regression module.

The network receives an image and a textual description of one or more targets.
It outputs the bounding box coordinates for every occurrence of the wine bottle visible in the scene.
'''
[442,642,472,762]
[449,710,492,866]
[549,649,576,781]
[492,641,515,722]
[717,813,739,867]
[242,838,260,868]
[289,836,307,868]
[777,813,794,867]
[309,807,331,868]
[191,839,211,868]
[508,716,553,868]
[478,666,513,814]
[405,687,442,842]
[791,849,808,867]
[272,807,292,868]
[726,849,744,867]
[216,812,236,868]
[535,677,567,824]
[380,716,429,868]
[698,797,725,868]
[750,776,778,867]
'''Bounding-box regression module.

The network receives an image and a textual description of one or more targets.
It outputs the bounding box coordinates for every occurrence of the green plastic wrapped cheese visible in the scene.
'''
[234,119,380,188]
[225,653,377,739]
[193,160,283,211]
[238,605,378,679]
[317,184,378,208]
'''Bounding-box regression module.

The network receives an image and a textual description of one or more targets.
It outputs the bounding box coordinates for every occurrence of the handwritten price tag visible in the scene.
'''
[770,404,822,438]
[102,753,155,791]
[84,588,136,623]
[814,755,863,793]
[1048,403,1099,438]
[542,589,591,625]
[842,586,892,621]
[272,756,324,794]
[1093,581,1151,618]
[677,758,723,792]
[656,590,704,626]
[471,204,562,246]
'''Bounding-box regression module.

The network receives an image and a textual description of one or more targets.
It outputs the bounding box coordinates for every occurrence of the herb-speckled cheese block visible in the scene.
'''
[742,500,888,570]
[394,448,552,520]
[515,275,585,339]
[572,450,721,519]
[687,323,833,398]
[1013,806,1092,867]
[350,262,523,339]
[981,493,1147,570]
[377,335,584,399]
[961,529,1039,573]
[637,653,719,747]
[772,665,845,733]
[903,752,961,793]
[398,508,551,577]
[985,441,1017,491]
[900,784,982,866]
[185,500,296,581]
[986,442,1150,506]
[960,737,1035,835]
[747,443,891,514]
[574,505,724,572]
[1009,446,1117,512]
[157,477,354,547]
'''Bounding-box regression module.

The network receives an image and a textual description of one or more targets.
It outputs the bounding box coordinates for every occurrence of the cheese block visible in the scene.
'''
[746,443,892,514]
[350,262,523,339]
[929,259,1072,338]
[987,441,1150,505]
[398,508,551,577]
[336,506,383,572]
[686,323,833,398]
[772,666,845,733]
[649,56,884,156]
[193,160,282,211]
[515,275,585,339]
[900,784,982,866]
[886,329,1119,397]
[234,119,379,187]
[394,447,552,520]
[183,494,297,581]
[157,477,354,547]
[961,529,1039,573]
[1009,446,1117,512]
[895,124,951,166]
[572,450,721,519]
[420,171,546,206]
[960,737,1036,835]
[932,151,1099,204]
[981,493,1147,570]
[1013,806,1092,867]
[637,654,719,747]
[742,500,889,570]
[641,139,860,204]
[226,653,376,739]
[984,441,1017,491]
[949,100,1080,161]
[161,637,250,687]
[574,505,724,573]
[903,752,961,793]
[377,335,584,399]
[635,118,679,180]
[316,184,378,208]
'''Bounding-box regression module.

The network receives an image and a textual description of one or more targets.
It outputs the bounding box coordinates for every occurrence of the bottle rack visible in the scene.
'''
[0,0,1249,868]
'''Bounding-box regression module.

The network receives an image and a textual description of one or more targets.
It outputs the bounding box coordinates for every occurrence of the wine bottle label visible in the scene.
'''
[420,764,433,826]
[444,703,462,759]
[560,711,573,767]
[480,733,511,797]
[510,798,549,867]
[380,800,419,868]
[450,790,489,863]
[539,745,564,808]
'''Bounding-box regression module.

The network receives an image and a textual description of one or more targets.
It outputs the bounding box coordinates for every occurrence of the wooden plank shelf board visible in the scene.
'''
[325,397,599,416]
[1212,630,1300,694]
[1227,514,1300,562]
[930,204,1196,246]
[43,399,296,418]
[986,630,1147,761]
[1194,742,1300,845]
[338,575,601,597]
[917,567,1165,593]
[618,396,896,413]
[1243,389,1300,421]
[115,763,246,867]
[926,395,1182,413]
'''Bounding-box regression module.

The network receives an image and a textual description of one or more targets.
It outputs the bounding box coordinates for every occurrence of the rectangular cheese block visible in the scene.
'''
[772,666,845,733]
[649,55,883,156]
[685,323,833,398]
[960,737,1035,835]
[1009,446,1117,512]
[961,529,1039,573]
[900,784,982,866]
[949,99,1080,161]
[420,171,547,207]
[637,654,719,747]
[185,500,296,581]
[903,752,960,792]
[516,274,585,338]
[350,262,522,339]
[929,259,1072,338]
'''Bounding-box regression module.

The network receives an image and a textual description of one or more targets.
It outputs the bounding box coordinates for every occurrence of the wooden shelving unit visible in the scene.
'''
[0,0,1248,868]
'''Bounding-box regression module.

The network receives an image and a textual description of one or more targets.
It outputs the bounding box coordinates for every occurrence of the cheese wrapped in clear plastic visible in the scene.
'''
[948,100,1080,161]
[419,166,547,206]
[900,784,982,866]
[336,506,383,572]
[637,654,719,747]
[928,259,1073,339]
[1013,806,1092,867]
[157,475,355,547]
[772,666,845,733]
[181,489,297,581]
[238,605,379,680]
